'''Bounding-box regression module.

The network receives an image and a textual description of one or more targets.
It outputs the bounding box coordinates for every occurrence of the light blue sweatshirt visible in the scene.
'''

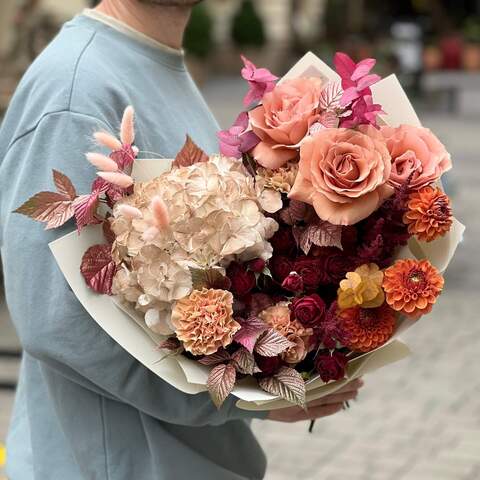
[0,12,267,480]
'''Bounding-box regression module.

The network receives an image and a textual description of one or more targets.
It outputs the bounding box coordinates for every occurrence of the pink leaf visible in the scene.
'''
[198,350,231,366]
[351,58,376,81]
[279,200,307,226]
[110,145,137,171]
[231,347,260,375]
[173,135,209,168]
[73,192,101,232]
[233,316,268,353]
[258,367,306,408]
[53,170,76,200]
[294,220,343,255]
[334,52,356,79]
[318,82,343,111]
[254,329,294,357]
[207,363,236,408]
[14,191,74,230]
[356,73,381,91]
[340,87,360,107]
[80,244,116,294]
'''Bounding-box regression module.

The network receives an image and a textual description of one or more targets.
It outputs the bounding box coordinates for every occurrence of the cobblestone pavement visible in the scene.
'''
[1,76,479,479]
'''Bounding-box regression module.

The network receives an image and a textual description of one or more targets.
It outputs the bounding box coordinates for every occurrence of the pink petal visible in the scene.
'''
[334,52,356,79]
[239,131,260,153]
[252,141,295,169]
[97,172,134,188]
[351,58,376,81]
[120,106,135,145]
[94,131,122,151]
[86,153,119,172]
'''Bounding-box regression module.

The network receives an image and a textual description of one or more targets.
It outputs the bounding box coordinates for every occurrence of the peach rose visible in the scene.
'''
[380,125,452,189]
[289,126,393,226]
[249,77,324,169]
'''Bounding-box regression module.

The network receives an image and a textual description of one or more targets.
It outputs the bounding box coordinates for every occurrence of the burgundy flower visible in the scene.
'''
[227,262,256,297]
[270,227,297,255]
[294,256,324,290]
[318,301,350,349]
[321,254,356,284]
[281,272,304,293]
[314,351,348,383]
[341,226,358,254]
[270,256,294,283]
[248,258,266,273]
[255,354,282,377]
[291,294,326,328]
[247,293,275,316]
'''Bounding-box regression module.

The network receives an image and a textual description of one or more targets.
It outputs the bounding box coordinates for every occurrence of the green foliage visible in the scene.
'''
[184,4,214,58]
[463,17,480,44]
[231,0,266,48]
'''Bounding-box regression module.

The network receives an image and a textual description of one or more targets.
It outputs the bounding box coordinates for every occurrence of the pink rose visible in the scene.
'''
[249,77,324,169]
[380,125,452,189]
[289,126,393,226]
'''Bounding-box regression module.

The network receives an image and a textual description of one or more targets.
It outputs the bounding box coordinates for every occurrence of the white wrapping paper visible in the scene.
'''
[49,52,465,410]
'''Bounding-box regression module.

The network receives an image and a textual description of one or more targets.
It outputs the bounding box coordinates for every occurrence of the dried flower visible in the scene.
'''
[337,304,396,352]
[383,259,444,318]
[290,294,326,328]
[403,186,452,242]
[256,162,299,194]
[171,289,240,356]
[337,263,384,310]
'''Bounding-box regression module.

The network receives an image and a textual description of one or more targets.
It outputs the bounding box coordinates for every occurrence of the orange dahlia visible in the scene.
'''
[337,304,396,353]
[403,186,452,242]
[383,259,444,318]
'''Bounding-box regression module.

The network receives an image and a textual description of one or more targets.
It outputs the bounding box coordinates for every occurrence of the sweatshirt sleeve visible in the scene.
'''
[0,110,268,426]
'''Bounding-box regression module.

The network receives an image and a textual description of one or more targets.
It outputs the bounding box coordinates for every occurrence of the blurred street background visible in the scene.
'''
[1,0,479,479]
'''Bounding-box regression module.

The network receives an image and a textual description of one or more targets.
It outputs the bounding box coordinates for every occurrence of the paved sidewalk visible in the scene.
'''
[0,77,478,479]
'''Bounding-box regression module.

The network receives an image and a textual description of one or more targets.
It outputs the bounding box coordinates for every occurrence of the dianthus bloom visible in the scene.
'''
[403,186,452,242]
[337,304,396,352]
[337,263,384,310]
[383,259,444,318]
[171,289,240,356]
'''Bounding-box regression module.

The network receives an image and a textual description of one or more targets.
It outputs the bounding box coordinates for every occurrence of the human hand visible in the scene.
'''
[266,378,363,423]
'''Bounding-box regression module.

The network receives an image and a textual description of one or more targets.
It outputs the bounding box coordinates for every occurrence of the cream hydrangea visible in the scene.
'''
[111,155,278,333]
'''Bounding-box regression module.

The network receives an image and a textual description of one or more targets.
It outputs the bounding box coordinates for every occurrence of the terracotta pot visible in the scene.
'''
[462,43,480,71]
[423,45,442,71]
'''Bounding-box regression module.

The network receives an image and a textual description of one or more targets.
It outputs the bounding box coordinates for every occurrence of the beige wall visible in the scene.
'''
[0,0,19,56]
[42,0,88,20]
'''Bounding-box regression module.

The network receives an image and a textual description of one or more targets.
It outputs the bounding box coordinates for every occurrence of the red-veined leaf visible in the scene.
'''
[14,191,74,229]
[258,366,306,408]
[207,363,236,408]
[110,144,136,171]
[333,52,356,78]
[80,244,116,294]
[198,350,231,366]
[73,192,101,232]
[279,200,307,225]
[231,347,260,375]
[172,135,209,168]
[254,329,294,357]
[53,170,76,200]
[233,316,268,353]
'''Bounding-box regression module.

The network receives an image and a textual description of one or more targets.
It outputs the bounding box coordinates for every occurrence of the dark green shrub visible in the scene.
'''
[184,4,214,58]
[231,0,266,48]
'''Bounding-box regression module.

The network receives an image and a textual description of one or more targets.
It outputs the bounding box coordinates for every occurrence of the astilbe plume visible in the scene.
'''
[357,178,413,266]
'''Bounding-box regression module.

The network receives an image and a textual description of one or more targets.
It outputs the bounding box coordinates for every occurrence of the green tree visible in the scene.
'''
[231,0,266,48]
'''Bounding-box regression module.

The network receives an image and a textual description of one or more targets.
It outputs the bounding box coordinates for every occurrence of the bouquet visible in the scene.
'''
[16,52,464,411]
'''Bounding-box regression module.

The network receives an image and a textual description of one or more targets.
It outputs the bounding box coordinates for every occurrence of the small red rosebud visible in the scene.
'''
[281,272,304,293]
[227,262,256,298]
[248,258,266,273]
